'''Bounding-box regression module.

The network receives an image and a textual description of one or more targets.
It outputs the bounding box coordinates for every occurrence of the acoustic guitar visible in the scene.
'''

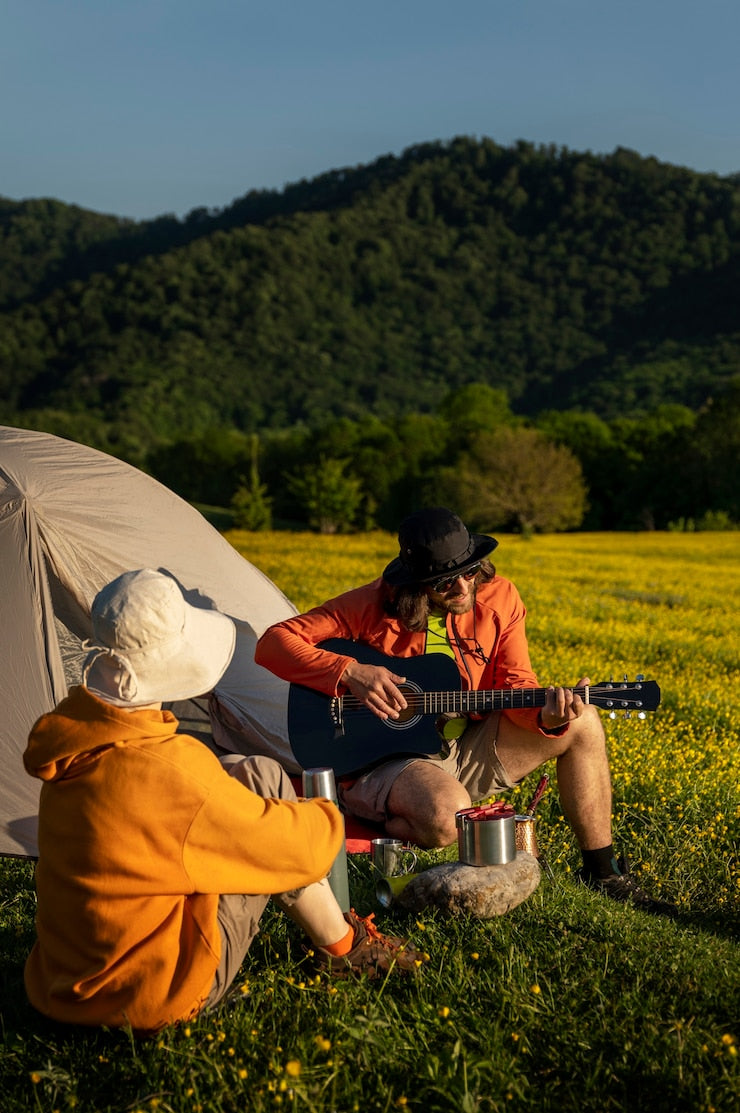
[287,638,661,775]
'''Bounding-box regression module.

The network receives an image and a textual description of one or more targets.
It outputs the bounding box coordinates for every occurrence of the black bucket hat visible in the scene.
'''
[382,507,498,587]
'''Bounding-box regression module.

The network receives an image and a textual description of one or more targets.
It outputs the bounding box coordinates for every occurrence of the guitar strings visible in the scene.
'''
[337,684,652,713]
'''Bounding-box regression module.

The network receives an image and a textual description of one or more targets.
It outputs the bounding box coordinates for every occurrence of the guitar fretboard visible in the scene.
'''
[423,687,551,713]
[340,686,566,715]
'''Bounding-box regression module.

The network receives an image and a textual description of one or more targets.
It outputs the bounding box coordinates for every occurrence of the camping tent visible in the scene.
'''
[0,426,298,859]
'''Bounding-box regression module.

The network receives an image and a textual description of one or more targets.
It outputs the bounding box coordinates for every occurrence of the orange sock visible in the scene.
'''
[321,922,355,956]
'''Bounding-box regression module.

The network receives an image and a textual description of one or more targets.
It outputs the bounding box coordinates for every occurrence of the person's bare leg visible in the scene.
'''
[385,761,471,847]
[276,877,349,947]
[496,705,613,850]
[494,710,675,914]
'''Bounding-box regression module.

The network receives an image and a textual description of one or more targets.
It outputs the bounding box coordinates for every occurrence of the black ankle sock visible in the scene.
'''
[581,846,621,880]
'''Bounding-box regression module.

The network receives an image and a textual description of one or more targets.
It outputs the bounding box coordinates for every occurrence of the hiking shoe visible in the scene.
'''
[313,909,425,979]
[576,858,678,917]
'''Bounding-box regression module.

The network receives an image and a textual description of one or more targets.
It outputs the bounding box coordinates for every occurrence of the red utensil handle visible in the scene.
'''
[525,774,549,815]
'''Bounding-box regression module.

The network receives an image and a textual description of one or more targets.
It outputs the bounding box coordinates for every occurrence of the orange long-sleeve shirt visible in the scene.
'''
[23,686,343,1033]
[255,575,552,735]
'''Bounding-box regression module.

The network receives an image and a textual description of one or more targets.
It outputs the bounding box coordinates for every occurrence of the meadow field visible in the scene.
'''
[1,531,738,1112]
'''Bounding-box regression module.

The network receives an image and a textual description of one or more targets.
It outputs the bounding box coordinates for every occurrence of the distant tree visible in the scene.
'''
[312,416,403,527]
[230,434,272,530]
[434,426,587,534]
[535,410,615,525]
[538,404,704,529]
[607,404,698,528]
[286,456,363,533]
[438,382,517,435]
[147,427,253,504]
[383,411,452,523]
[692,377,740,521]
[536,409,614,466]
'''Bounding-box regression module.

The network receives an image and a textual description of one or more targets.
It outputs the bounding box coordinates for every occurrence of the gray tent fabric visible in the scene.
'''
[0,426,297,858]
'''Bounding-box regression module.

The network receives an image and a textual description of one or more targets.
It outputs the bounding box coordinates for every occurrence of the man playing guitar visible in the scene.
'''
[254,507,675,915]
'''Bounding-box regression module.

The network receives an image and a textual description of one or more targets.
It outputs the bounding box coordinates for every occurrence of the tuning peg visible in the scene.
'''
[608,711,617,720]
[637,711,646,720]
[636,673,645,682]
[624,711,632,720]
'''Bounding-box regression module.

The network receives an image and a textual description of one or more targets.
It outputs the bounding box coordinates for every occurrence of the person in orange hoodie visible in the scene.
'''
[24,568,421,1035]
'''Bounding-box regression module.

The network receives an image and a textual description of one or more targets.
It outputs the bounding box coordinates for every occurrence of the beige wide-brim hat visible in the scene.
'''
[82,568,236,707]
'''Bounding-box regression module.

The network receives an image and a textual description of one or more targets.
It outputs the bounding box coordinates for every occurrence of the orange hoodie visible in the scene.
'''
[23,686,343,1033]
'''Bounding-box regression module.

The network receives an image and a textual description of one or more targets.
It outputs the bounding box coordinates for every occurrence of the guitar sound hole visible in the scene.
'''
[385,681,424,730]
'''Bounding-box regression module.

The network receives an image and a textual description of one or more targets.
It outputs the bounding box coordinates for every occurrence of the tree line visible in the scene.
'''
[145,382,739,533]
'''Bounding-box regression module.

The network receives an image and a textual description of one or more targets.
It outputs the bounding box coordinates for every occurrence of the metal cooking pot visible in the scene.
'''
[456,802,517,866]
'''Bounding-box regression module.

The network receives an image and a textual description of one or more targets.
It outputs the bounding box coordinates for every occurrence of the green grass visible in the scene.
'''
[2,851,738,1113]
[1,533,738,1112]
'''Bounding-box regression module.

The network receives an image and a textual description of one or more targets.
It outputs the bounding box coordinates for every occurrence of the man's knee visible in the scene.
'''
[427,790,469,846]
[566,705,607,752]
[388,765,470,847]
[580,704,606,735]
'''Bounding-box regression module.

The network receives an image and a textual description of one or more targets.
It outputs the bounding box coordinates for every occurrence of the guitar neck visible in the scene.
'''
[423,686,559,714]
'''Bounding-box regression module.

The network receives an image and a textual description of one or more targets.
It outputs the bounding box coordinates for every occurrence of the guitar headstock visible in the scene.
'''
[587,676,660,718]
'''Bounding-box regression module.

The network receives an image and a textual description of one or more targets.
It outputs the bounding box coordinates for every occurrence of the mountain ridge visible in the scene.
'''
[2,135,739,443]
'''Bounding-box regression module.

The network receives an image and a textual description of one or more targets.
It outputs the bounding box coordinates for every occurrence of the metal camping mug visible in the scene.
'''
[302,767,350,913]
[456,803,517,865]
[370,837,418,877]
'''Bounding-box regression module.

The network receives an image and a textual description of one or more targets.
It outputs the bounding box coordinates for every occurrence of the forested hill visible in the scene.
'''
[2,136,740,445]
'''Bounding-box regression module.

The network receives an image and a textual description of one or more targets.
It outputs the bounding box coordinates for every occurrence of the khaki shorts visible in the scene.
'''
[203,754,308,1012]
[338,712,515,826]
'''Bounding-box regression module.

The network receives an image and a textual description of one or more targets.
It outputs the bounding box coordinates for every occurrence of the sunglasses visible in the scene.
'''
[430,563,481,594]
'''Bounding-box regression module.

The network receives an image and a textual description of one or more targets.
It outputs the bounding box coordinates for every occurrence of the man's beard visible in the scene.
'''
[428,586,476,616]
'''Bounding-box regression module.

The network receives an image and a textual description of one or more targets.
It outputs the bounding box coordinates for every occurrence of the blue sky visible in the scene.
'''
[3,0,738,221]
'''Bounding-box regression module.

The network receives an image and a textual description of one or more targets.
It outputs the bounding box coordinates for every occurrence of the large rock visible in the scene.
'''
[397,852,540,918]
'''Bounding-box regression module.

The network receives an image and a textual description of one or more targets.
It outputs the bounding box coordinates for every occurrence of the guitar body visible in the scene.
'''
[288,639,460,774]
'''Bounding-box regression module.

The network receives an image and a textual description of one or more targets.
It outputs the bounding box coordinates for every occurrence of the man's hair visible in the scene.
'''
[383,558,497,632]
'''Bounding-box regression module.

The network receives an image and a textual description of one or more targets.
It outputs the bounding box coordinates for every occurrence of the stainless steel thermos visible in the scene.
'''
[301,767,350,912]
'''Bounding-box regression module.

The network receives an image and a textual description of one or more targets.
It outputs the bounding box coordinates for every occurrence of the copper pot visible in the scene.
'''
[515,815,539,857]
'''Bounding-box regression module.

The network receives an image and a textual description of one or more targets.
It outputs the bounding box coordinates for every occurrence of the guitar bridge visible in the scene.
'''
[329,696,345,738]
